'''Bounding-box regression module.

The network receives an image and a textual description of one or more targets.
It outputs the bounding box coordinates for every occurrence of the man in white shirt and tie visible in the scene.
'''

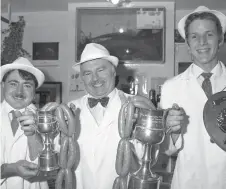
[0,57,49,189]
[161,6,226,189]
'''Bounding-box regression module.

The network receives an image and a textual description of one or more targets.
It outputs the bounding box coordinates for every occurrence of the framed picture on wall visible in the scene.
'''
[76,6,166,64]
[33,82,62,109]
[32,42,59,60]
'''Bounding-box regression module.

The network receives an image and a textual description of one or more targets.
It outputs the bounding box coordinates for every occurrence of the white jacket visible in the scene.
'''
[0,100,49,189]
[69,89,130,189]
[161,62,226,189]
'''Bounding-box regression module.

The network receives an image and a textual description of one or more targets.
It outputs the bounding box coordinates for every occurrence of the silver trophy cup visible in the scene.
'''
[36,110,59,172]
[128,109,165,189]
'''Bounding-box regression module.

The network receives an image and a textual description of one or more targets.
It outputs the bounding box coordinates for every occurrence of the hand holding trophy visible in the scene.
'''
[35,102,79,189]
[113,96,166,189]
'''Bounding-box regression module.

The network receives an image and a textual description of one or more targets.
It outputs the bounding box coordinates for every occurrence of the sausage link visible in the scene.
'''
[65,168,73,189]
[133,101,151,110]
[124,102,135,138]
[132,95,156,110]
[55,169,65,189]
[41,102,59,111]
[119,177,127,189]
[118,102,128,138]
[67,137,77,169]
[112,176,120,189]
[55,107,68,135]
[115,139,132,177]
[60,104,76,137]
[59,137,69,169]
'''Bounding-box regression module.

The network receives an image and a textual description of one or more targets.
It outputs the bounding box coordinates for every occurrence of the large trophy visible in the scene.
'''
[113,96,165,189]
[128,108,165,189]
[203,91,226,152]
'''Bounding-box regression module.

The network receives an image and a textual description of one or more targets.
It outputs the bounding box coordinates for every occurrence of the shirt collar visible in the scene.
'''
[191,61,222,79]
[86,88,117,108]
[3,100,36,114]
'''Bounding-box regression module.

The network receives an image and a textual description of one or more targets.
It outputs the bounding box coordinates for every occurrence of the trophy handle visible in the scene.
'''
[149,144,160,168]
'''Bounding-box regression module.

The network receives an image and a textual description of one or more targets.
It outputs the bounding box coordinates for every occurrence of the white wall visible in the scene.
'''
[2,6,226,102]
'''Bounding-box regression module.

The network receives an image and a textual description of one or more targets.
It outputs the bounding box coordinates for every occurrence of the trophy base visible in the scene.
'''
[128,174,161,189]
[39,151,59,172]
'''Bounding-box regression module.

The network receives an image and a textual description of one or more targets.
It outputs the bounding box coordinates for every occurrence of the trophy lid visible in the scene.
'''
[203,91,226,152]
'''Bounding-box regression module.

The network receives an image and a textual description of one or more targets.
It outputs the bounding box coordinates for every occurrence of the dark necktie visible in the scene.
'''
[10,110,20,136]
[88,97,109,108]
[201,72,213,98]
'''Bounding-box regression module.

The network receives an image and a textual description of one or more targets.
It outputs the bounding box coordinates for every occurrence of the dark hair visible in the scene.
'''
[184,12,223,40]
[2,69,38,88]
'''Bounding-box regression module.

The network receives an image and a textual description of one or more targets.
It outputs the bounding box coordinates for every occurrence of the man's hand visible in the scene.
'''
[14,160,39,181]
[165,103,185,134]
[17,110,36,136]
[1,160,39,182]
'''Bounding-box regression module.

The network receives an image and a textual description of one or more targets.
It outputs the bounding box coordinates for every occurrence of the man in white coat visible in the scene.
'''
[70,43,133,189]
[161,6,226,189]
[0,57,49,189]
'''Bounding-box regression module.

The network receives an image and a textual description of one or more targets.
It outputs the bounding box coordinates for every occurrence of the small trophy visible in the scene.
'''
[128,109,165,189]
[36,110,59,172]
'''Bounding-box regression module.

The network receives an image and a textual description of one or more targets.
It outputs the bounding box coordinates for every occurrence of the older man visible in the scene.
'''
[162,6,226,189]
[0,57,49,189]
[70,43,135,189]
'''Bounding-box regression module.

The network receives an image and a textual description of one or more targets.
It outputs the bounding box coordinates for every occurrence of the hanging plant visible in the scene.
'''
[1,16,31,65]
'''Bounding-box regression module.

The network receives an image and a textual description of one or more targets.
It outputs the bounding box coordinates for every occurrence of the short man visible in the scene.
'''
[0,57,49,189]
[161,6,226,189]
[70,43,134,189]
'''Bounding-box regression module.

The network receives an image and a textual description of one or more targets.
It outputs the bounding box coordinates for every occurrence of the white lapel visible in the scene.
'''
[215,61,226,92]
[99,89,122,129]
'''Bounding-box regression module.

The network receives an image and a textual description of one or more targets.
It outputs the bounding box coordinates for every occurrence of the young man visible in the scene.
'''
[0,57,49,189]
[162,6,226,189]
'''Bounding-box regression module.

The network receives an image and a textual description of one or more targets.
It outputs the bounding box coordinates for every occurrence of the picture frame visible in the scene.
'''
[75,6,166,64]
[33,82,62,109]
[32,42,59,60]
[174,29,185,43]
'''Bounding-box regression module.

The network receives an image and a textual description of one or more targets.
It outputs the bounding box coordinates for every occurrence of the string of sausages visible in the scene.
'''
[113,96,156,189]
[55,103,79,189]
[41,102,79,189]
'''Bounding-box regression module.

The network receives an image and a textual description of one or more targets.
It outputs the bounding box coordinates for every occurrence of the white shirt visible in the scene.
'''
[0,100,49,189]
[161,61,226,189]
[87,89,116,126]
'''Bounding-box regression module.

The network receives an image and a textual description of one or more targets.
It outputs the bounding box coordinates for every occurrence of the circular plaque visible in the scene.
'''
[203,91,226,152]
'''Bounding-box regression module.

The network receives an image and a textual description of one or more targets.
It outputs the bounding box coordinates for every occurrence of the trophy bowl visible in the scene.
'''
[36,110,59,172]
[128,109,165,189]
[134,109,165,145]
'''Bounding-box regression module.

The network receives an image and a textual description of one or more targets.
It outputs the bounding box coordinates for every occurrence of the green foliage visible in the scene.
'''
[1,16,31,65]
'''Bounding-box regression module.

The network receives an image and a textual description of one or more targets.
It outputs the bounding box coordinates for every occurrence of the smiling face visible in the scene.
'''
[187,19,223,71]
[2,70,36,109]
[80,59,116,98]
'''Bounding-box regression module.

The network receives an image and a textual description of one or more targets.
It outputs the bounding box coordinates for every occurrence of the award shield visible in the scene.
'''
[203,91,226,152]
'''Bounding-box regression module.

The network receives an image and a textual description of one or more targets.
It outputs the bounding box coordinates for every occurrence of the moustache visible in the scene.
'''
[91,80,104,86]
[14,93,25,99]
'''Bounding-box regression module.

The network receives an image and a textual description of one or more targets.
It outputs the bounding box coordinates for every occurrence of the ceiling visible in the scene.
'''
[1,0,226,13]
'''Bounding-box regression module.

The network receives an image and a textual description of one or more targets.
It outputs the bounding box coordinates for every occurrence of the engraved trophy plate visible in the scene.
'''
[203,91,226,152]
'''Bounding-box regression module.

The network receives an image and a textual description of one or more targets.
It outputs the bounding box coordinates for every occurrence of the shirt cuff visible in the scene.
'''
[164,134,182,156]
